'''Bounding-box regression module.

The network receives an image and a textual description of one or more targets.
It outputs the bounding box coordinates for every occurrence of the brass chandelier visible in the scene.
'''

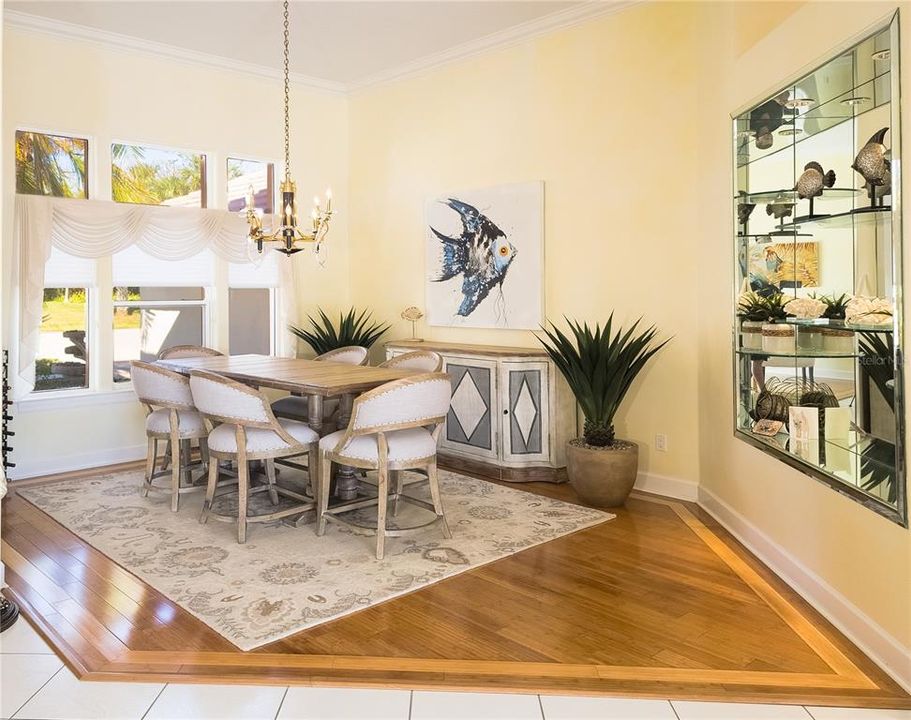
[245,0,333,256]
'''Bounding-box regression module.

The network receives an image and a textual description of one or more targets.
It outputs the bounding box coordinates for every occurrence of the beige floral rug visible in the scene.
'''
[18,468,612,651]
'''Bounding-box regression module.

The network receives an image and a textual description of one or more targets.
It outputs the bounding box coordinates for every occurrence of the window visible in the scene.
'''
[111,143,207,207]
[227,158,274,214]
[16,130,88,198]
[34,247,95,393]
[229,289,274,355]
[113,287,207,382]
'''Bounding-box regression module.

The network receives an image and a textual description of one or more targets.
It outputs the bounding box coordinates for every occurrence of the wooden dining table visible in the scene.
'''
[157,354,421,502]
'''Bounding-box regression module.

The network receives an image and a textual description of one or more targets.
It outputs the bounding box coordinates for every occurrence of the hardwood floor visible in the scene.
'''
[2,463,909,709]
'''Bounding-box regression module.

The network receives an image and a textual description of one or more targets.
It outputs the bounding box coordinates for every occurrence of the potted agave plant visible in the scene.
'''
[290,307,390,355]
[537,316,669,507]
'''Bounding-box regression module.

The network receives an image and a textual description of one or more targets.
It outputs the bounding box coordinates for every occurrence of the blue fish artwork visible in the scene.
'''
[429,198,517,317]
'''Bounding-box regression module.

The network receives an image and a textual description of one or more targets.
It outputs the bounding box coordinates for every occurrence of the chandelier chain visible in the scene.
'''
[283,0,291,179]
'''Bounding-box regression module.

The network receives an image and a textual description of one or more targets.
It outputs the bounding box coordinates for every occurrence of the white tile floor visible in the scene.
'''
[1,619,909,720]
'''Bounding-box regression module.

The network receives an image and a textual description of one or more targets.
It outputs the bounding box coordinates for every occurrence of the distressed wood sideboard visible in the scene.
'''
[385,340,576,483]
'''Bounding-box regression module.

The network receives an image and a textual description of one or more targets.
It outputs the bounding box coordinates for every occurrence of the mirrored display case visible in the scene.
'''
[732,16,906,526]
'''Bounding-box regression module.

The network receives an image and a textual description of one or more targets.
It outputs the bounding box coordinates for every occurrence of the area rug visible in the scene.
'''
[18,468,612,651]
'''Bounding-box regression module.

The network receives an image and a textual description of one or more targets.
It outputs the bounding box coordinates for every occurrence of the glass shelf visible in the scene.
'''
[783,318,894,333]
[736,348,859,359]
[736,188,860,204]
[736,71,891,168]
[780,206,891,231]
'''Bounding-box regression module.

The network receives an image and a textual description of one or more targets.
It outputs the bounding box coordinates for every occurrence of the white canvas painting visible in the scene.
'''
[425,181,543,329]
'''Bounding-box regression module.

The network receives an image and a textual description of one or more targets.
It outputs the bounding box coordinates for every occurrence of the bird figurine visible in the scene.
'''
[795,162,836,199]
[429,198,517,317]
[852,127,890,198]
[737,190,756,227]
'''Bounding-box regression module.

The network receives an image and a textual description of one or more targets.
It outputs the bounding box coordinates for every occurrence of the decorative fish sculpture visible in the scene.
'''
[737,190,756,225]
[795,161,836,199]
[429,198,517,317]
[766,195,795,221]
[852,127,890,185]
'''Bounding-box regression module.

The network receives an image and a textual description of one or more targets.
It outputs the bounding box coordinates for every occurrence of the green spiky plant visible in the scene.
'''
[814,292,851,320]
[857,331,897,503]
[289,307,391,355]
[537,316,669,447]
[764,292,790,321]
[737,291,771,321]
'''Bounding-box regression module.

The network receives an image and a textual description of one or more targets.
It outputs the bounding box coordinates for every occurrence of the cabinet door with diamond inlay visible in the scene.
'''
[441,358,499,461]
[500,361,550,464]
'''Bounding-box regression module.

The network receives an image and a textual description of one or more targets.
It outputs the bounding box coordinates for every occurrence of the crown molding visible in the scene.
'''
[4,1,641,96]
[346,0,641,93]
[2,9,349,95]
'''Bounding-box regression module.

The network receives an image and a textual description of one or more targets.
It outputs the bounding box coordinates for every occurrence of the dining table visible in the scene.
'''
[156,353,421,505]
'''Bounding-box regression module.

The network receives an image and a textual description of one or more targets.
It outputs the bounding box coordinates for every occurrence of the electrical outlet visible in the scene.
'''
[655,433,668,452]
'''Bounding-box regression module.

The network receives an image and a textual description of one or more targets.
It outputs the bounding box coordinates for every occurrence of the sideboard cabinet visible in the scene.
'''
[385,340,576,483]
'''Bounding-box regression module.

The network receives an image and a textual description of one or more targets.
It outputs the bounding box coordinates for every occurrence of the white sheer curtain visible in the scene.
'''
[14,194,298,397]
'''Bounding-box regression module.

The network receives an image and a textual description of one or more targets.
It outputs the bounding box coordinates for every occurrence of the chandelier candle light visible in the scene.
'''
[245,0,333,256]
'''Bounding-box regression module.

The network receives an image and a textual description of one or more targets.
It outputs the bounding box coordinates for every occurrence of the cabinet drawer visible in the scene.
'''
[441,358,499,461]
[500,361,550,463]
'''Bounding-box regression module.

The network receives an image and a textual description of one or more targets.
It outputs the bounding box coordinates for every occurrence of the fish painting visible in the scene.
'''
[429,198,517,317]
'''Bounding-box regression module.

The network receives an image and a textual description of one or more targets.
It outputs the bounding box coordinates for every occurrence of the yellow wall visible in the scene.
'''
[349,1,705,487]
[695,0,911,670]
[1,28,351,472]
[347,0,911,670]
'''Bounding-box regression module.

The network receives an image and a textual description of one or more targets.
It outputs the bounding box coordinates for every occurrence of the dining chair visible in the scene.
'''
[189,370,320,543]
[316,372,452,559]
[271,345,370,426]
[379,350,443,372]
[130,361,209,512]
[159,345,224,359]
[155,345,224,467]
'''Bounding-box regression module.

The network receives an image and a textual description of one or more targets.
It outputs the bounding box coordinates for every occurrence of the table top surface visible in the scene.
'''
[157,354,419,396]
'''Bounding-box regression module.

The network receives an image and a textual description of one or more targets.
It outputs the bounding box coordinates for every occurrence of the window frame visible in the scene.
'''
[111,287,212,383]
[226,155,277,215]
[15,125,97,199]
[110,138,211,208]
[227,286,278,356]
[32,285,93,396]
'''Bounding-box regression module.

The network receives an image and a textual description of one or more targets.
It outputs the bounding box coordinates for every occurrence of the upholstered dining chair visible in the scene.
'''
[130,361,209,512]
[189,370,320,543]
[271,345,370,426]
[158,345,224,360]
[379,350,443,373]
[155,345,224,467]
[316,372,452,560]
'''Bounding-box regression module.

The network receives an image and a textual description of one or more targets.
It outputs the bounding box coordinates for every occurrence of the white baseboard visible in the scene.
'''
[10,443,147,480]
[635,471,699,501]
[698,485,911,693]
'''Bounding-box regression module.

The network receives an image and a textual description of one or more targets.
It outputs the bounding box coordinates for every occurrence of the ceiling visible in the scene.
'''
[4,1,590,88]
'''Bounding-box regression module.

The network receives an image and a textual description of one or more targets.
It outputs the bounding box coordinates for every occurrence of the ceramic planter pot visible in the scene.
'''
[565,439,639,507]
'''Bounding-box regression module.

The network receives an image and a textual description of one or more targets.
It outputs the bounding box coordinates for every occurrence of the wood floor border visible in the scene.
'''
[2,479,908,708]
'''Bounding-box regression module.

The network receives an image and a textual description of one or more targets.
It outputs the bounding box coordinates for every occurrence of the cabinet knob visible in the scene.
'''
[503,409,509,415]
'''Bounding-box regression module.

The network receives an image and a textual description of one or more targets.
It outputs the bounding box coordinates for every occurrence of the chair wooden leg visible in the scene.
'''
[307,441,320,500]
[181,439,193,489]
[141,437,154,496]
[161,439,171,471]
[376,464,388,560]
[265,459,279,505]
[390,470,403,516]
[200,457,219,524]
[427,460,451,539]
[170,433,181,512]
[199,438,210,476]
[237,459,249,544]
[317,453,332,536]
